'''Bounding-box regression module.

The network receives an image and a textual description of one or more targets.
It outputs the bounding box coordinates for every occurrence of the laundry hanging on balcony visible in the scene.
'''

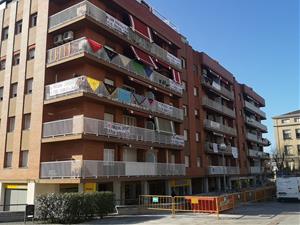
[116,88,132,104]
[172,69,181,84]
[111,54,131,67]
[130,60,147,76]
[104,83,116,94]
[104,46,118,60]
[87,77,101,92]
[144,66,153,77]
[132,93,147,105]
[130,46,157,69]
[87,38,103,53]
[129,15,153,42]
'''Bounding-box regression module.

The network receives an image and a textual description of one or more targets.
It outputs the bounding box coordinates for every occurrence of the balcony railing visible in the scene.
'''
[244,101,266,118]
[44,76,183,121]
[202,96,235,118]
[42,116,185,147]
[40,160,186,178]
[208,166,240,175]
[248,149,270,159]
[47,37,183,95]
[201,77,234,100]
[246,133,270,146]
[204,142,233,155]
[48,0,182,70]
[250,166,264,174]
[245,117,267,132]
[204,119,237,136]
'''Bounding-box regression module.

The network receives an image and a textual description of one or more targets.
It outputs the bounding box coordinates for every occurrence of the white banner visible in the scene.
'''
[171,135,185,146]
[104,122,131,135]
[232,147,239,159]
[213,143,218,153]
[106,13,129,36]
[166,52,182,69]
[157,102,173,115]
[49,77,81,97]
[210,120,221,129]
[212,81,221,90]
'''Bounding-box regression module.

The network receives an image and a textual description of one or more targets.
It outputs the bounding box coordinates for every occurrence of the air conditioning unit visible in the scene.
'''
[53,34,63,45]
[63,31,74,42]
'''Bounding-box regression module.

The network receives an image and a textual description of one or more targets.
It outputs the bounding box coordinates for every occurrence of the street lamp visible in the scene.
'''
[219,143,227,192]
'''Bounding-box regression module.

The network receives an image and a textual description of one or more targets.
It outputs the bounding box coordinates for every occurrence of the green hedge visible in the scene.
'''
[36,192,115,224]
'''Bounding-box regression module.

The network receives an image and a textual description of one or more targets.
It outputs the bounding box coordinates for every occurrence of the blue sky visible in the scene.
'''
[147,0,299,152]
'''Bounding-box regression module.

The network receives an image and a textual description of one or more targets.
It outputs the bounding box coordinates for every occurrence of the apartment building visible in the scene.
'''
[273,110,300,171]
[0,0,270,210]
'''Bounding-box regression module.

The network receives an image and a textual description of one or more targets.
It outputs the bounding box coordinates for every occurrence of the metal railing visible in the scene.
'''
[204,119,237,136]
[44,76,183,121]
[42,116,185,147]
[208,166,240,175]
[40,160,186,178]
[204,142,233,155]
[245,117,267,131]
[202,96,235,118]
[248,149,270,159]
[201,77,234,100]
[244,101,266,118]
[47,37,183,95]
[48,0,182,70]
[246,132,270,146]
[250,166,264,174]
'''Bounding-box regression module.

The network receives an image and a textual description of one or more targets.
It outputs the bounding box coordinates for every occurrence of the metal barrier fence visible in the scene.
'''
[139,186,275,218]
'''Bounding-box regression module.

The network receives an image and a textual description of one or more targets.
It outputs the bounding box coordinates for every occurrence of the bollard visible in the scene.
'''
[215,197,220,220]
[171,197,175,218]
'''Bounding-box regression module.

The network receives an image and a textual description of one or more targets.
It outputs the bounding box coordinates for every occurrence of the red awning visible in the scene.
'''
[131,46,157,69]
[155,58,171,70]
[129,15,153,42]
[172,69,181,84]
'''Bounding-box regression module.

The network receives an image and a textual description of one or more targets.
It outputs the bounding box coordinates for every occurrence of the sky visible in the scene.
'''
[147,0,300,152]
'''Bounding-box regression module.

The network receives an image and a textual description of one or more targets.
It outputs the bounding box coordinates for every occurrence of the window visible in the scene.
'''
[193,64,198,74]
[104,113,114,122]
[15,20,22,34]
[183,129,188,141]
[23,114,31,130]
[19,150,29,168]
[184,156,190,167]
[0,87,3,101]
[281,119,290,124]
[2,27,8,40]
[195,132,200,142]
[25,78,33,94]
[284,145,293,156]
[194,109,199,117]
[182,81,186,91]
[193,87,198,96]
[4,152,12,168]
[296,129,300,139]
[7,116,15,132]
[104,148,114,161]
[10,83,17,98]
[181,57,186,69]
[298,145,300,155]
[282,129,292,140]
[123,115,136,126]
[183,105,187,117]
[196,157,201,167]
[27,47,35,60]
[13,53,20,66]
[30,13,37,27]
[294,117,300,123]
[0,59,5,70]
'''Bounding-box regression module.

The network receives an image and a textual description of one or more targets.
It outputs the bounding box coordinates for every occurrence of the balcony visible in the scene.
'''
[246,133,271,146]
[250,166,264,174]
[45,76,183,121]
[204,142,234,156]
[247,149,270,159]
[245,117,267,132]
[208,166,240,175]
[202,96,236,118]
[48,1,182,70]
[40,160,186,178]
[244,101,266,119]
[204,119,237,136]
[201,77,234,100]
[42,116,184,148]
[47,37,183,95]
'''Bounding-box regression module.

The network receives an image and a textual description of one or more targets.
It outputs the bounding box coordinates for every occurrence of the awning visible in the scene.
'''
[172,69,181,84]
[155,58,171,70]
[131,46,157,69]
[129,15,153,42]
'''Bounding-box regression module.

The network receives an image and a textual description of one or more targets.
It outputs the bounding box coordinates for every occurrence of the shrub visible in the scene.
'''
[36,192,115,224]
